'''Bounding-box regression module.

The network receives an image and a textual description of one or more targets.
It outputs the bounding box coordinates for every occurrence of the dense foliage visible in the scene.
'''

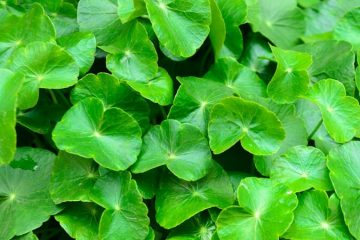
[1,0,360,239]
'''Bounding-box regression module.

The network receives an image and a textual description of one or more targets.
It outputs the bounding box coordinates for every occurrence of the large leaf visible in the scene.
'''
[0,148,61,240]
[55,202,102,240]
[267,46,312,103]
[246,0,305,48]
[90,171,149,240]
[0,69,22,165]
[334,8,360,50]
[52,97,142,171]
[208,97,285,155]
[306,79,360,143]
[155,163,233,229]
[9,41,79,109]
[50,152,99,203]
[284,191,353,240]
[327,141,360,239]
[270,146,332,192]
[216,177,298,240]
[144,0,211,58]
[70,73,150,131]
[118,0,146,23]
[0,3,55,66]
[132,119,213,181]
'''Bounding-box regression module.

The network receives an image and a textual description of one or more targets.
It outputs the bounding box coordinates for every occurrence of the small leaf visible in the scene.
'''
[270,146,332,192]
[208,96,285,155]
[216,177,298,240]
[52,97,142,171]
[155,163,234,229]
[132,119,213,181]
[90,171,149,240]
[327,141,360,239]
[306,79,360,143]
[144,0,211,58]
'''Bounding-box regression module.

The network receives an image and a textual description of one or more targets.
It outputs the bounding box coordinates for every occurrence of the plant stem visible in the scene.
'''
[308,119,323,140]
[159,106,167,120]
[48,90,58,105]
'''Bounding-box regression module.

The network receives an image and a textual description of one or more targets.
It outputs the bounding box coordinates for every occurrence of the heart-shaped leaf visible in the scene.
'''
[284,190,353,240]
[50,152,99,204]
[132,119,213,181]
[0,69,22,165]
[52,97,142,171]
[216,177,298,240]
[144,0,211,58]
[327,141,360,239]
[270,146,332,192]
[155,163,233,229]
[267,46,312,103]
[9,41,79,109]
[208,96,285,155]
[90,171,149,240]
[306,79,360,143]
[0,148,61,240]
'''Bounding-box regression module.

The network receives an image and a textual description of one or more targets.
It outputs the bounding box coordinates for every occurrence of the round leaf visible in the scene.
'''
[216,177,298,240]
[52,97,142,171]
[208,97,285,155]
[327,141,360,239]
[144,0,211,58]
[270,146,332,192]
[132,119,213,181]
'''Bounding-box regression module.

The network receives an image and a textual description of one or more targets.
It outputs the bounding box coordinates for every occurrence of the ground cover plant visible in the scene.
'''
[1,0,360,239]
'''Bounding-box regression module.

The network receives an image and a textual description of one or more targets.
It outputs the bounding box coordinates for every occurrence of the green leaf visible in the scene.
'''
[284,190,353,240]
[52,97,142,171]
[216,177,298,240]
[77,0,123,45]
[90,171,149,240]
[0,148,61,240]
[70,73,150,131]
[306,79,360,143]
[103,20,158,82]
[205,57,267,98]
[295,40,356,95]
[132,168,160,199]
[0,69,22,165]
[0,3,55,66]
[168,76,233,133]
[334,8,360,50]
[12,232,39,240]
[127,67,174,106]
[267,46,312,103]
[9,41,79,109]
[50,151,99,203]
[118,0,146,23]
[55,202,102,240]
[270,146,332,192]
[155,163,233,229]
[327,141,360,239]
[50,2,79,38]
[246,0,304,48]
[209,0,226,59]
[132,119,213,181]
[144,0,211,58]
[57,31,96,75]
[208,96,285,155]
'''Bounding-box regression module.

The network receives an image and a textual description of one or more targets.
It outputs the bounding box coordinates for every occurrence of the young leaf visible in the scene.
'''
[155,163,234,229]
[0,148,61,240]
[55,202,102,240]
[306,79,360,143]
[52,97,142,171]
[50,151,99,203]
[327,141,360,239]
[208,96,285,155]
[0,69,22,165]
[284,191,353,240]
[132,119,213,181]
[216,177,298,240]
[270,146,332,192]
[144,0,211,58]
[267,46,312,103]
[9,41,79,109]
[90,171,149,240]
